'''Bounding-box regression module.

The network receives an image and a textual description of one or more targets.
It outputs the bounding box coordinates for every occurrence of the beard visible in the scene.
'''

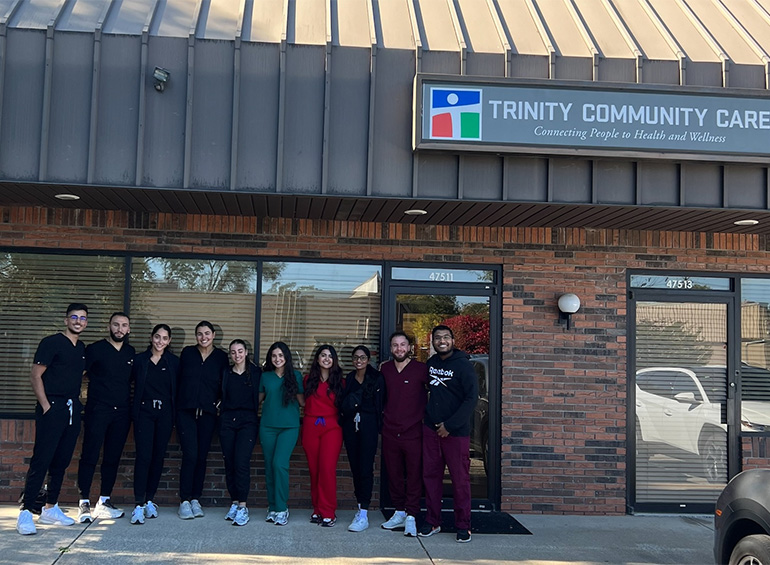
[110,331,127,343]
[391,352,410,363]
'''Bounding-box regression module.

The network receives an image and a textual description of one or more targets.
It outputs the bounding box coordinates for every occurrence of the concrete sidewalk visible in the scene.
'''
[0,505,715,564]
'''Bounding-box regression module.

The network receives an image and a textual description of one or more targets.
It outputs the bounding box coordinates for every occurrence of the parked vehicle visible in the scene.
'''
[635,366,728,483]
[469,354,489,473]
[714,468,770,565]
[636,366,770,484]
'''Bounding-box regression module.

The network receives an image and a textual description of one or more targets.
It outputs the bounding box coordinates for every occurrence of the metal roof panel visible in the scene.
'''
[246,0,284,43]
[648,0,719,61]
[496,0,548,55]
[334,0,371,47]
[533,0,591,57]
[10,0,62,29]
[687,0,760,65]
[456,0,504,54]
[574,0,633,58]
[415,0,459,52]
[197,0,241,40]
[610,0,677,61]
[103,0,155,35]
[56,0,111,32]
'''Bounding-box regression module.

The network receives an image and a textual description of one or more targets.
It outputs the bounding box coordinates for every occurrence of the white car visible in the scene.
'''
[635,366,728,483]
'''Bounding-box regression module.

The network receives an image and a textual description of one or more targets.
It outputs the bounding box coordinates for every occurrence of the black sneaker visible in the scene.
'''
[321,516,337,528]
[310,513,321,524]
[418,523,441,537]
[456,529,471,543]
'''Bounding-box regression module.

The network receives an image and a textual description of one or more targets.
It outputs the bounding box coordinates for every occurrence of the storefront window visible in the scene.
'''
[0,253,125,415]
[740,279,770,433]
[130,258,258,351]
[259,262,382,371]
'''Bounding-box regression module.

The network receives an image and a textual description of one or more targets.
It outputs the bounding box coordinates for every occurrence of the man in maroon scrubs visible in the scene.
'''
[379,331,428,538]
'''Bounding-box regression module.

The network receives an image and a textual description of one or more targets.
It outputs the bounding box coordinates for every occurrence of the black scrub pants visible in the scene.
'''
[22,398,82,510]
[176,409,217,502]
[219,411,258,502]
[77,403,131,500]
[342,414,379,510]
[133,400,174,506]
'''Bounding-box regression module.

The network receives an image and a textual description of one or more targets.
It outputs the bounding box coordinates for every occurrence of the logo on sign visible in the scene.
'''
[429,88,482,140]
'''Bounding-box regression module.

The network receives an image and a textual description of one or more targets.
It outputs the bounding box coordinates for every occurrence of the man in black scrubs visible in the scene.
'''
[17,303,88,535]
[76,312,135,523]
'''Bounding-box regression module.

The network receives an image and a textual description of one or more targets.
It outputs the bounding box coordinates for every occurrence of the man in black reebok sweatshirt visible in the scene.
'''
[418,324,478,544]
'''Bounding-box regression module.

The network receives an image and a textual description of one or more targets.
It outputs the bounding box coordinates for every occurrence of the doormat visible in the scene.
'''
[381,510,531,535]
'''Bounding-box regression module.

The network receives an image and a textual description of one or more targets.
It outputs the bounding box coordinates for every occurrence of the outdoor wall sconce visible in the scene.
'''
[558,293,581,330]
[153,66,170,92]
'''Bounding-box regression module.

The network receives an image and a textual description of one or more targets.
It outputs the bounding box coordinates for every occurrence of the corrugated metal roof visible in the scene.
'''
[0,0,768,235]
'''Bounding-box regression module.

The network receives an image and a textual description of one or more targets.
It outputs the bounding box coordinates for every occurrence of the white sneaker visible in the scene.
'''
[94,499,124,519]
[39,504,75,526]
[17,509,36,535]
[130,506,145,525]
[190,499,204,518]
[178,501,194,520]
[348,510,369,532]
[274,510,289,526]
[233,506,249,526]
[381,511,406,530]
[404,515,417,537]
[144,500,158,519]
[265,510,277,523]
[225,503,238,521]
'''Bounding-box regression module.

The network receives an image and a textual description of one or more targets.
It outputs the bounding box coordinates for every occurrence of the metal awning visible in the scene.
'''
[1,0,770,234]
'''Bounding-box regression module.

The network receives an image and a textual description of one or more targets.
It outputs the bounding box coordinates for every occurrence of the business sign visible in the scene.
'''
[415,75,770,163]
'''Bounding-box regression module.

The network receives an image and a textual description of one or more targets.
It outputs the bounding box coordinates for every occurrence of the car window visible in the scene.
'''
[637,371,675,398]
[672,372,703,401]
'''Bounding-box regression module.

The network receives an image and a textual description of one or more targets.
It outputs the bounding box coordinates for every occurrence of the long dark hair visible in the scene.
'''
[305,344,344,406]
[264,341,298,406]
[351,345,380,401]
[147,323,172,353]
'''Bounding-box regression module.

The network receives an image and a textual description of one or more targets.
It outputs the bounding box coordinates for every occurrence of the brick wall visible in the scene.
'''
[2,206,770,515]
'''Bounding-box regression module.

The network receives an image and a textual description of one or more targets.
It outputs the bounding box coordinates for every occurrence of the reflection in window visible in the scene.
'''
[260,263,382,372]
[740,279,770,432]
[0,253,125,414]
[130,258,259,351]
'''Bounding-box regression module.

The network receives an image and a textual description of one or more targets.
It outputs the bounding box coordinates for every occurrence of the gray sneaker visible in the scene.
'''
[233,506,249,526]
[265,510,277,522]
[404,515,417,537]
[381,511,406,530]
[77,501,92,523]
[17,509,36,535]
[274,510,289,526]
[190,499,204,518]
[130,505,145,525]
[178,501,194,520]
[225,503,238,521]
[144,500,158,519]
[348,510,369,532]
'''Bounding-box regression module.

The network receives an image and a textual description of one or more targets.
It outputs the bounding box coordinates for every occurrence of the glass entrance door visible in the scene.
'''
[632,299,731,511]
[391,290,495,508]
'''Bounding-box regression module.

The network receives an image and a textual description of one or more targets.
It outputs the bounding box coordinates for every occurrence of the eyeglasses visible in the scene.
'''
[69,315,88,322]
[352,355,368,361]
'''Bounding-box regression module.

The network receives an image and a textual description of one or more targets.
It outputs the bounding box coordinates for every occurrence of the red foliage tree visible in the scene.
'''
[443,314,489,354]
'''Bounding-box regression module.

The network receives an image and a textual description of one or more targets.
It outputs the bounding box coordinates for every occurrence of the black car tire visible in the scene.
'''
[702,432,727,484]
[729,534,770,565]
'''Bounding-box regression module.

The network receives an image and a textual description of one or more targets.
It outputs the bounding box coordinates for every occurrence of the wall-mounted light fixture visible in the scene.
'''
[153,66,170,92]
[558,293,581,330]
